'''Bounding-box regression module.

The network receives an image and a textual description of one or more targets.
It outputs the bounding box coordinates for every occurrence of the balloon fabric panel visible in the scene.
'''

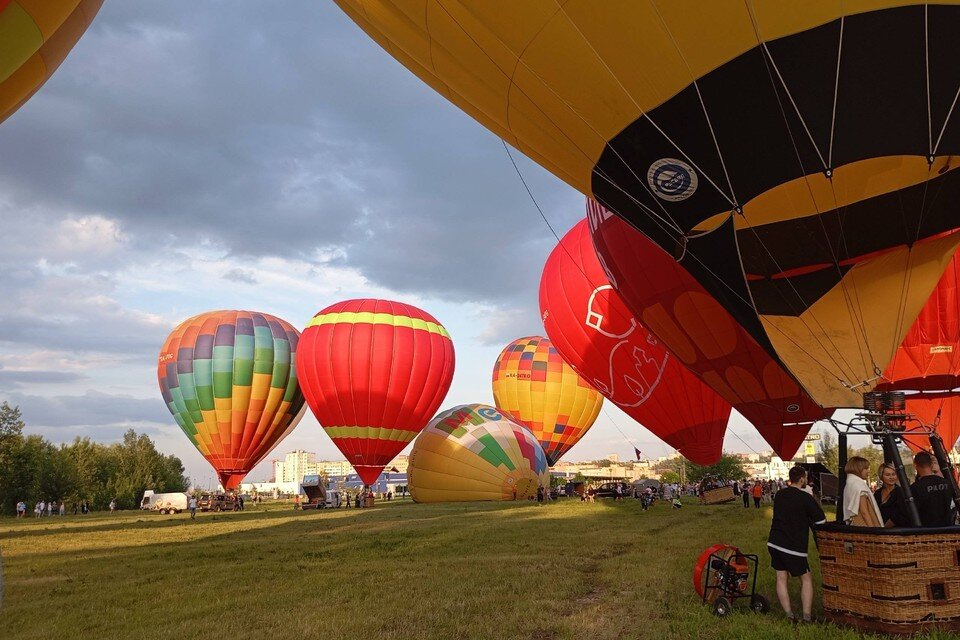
[298,299,455,485]
[158,310,306,489]
[492,336,602,465]
[540,217,729,465]
[334,1,960,410]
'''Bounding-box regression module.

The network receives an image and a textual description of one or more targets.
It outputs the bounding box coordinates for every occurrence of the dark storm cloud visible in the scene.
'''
[0,368,86,387]
[4,389,168,429]
[0,1,581,307]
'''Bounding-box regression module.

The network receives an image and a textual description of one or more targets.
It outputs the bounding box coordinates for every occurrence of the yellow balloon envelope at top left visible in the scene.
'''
[0,0,104,124]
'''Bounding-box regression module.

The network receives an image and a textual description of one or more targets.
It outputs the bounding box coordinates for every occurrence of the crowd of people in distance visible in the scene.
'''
[17,499,94,518]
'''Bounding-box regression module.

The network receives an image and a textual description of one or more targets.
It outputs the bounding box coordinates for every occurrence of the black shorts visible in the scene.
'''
[768,546,810,577]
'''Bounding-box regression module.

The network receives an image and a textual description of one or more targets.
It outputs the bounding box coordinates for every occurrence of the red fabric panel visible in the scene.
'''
[587,200,823,459]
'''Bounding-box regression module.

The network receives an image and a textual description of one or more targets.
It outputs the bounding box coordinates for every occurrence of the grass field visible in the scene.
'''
[0,497,954,639]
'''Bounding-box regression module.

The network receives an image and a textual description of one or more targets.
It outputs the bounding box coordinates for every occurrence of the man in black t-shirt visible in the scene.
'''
[767,466,826,623]
[910,452,955,527]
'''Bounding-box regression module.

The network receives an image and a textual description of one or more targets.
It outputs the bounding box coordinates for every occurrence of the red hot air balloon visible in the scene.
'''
[298,299,455,485]
[880,256,960,451]
[588,200,826,460]
[540,219,729,465]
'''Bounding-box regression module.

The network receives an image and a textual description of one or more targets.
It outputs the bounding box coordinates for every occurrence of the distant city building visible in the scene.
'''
[265,451,410,485]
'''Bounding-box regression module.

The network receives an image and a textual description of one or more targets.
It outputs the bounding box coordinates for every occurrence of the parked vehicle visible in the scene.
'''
[297,475,328,510]
[141,491,189,514]
[197,493,237,512]
[589,482,630,499]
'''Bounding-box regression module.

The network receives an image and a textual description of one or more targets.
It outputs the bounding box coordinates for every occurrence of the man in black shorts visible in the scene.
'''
[767,465,826,622]
[911,451,955,527]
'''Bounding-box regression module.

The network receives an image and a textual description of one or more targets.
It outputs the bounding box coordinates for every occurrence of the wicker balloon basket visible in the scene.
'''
[815,523,960,635]
[700,486,735,505]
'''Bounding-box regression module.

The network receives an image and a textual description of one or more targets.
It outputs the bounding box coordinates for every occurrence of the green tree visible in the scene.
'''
[684,454,747,483]
[660,471,680,485]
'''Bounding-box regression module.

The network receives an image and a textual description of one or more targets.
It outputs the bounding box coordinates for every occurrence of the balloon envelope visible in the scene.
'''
[881,256,960,450]
[540,218,729,465]
[492,336,602,465]
[158,310,306,489]
[334,1,960,409]
[298,299,455,485]
[0,0,104,124]
[408,404,549,503]
[588,201,823,459]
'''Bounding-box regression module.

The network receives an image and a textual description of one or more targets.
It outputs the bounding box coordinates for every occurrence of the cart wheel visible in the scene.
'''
[750,594,770,614]
[713,596,732,617]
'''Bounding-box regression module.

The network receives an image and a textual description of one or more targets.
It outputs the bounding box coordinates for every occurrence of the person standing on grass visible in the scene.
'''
[742,481,751,508]
[752,481,764,508]
[59,501,65,516]
[16,501,25,518]
[767,465,826,623]
[109,499,116,513]
[188,495,197,519]
[536,485,544,506]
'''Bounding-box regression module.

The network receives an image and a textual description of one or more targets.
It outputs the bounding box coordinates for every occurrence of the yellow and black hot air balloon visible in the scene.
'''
[0,0,104,125]
[334,2,960,411]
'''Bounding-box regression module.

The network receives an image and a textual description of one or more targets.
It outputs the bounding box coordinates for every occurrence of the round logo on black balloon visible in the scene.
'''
[647,158,698,202]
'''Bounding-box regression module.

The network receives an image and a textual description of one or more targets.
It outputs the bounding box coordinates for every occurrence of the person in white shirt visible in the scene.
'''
[842,456,883,527]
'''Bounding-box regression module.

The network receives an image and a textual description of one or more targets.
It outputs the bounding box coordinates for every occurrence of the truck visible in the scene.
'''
[297,475,328,510]
[140,490,189,514]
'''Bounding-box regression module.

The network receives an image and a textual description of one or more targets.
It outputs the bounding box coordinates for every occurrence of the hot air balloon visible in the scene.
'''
[540,218,729,465]
[334,2,960,413]
[298,299,455,486]
[587,201,825,459]
[1,0,104,124]
[879,256,960,451]
[158,310,306,490]
[492,336,602,465]
[408,404,549,503]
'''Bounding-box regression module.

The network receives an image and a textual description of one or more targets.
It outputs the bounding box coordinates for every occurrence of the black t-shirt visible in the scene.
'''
[874,486,909,527]
[910,474,955,527]
[768,486,827,556]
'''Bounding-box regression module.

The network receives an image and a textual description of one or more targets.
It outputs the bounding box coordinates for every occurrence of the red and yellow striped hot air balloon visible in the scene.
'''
[158,311,307,490]
[0,0,104,124]
[297,299,456,486]
[492,336,603,466]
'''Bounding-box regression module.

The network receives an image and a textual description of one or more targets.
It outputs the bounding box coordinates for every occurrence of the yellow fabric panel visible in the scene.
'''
[0,3,42,83]
[695,156,960,232]
[761,232,960,407]
[17,0,79,39]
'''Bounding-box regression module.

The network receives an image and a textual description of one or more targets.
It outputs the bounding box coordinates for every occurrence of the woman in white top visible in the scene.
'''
[842,456,883,527]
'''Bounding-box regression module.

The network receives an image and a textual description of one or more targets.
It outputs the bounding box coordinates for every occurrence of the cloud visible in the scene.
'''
[3,390,168,429]
[221,268,257,285]
[0,368,87,387]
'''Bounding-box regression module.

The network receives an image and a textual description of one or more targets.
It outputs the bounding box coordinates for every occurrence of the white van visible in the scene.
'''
[141,491,189,514]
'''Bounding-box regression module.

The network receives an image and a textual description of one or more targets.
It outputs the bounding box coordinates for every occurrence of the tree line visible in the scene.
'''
[0,401,189,514]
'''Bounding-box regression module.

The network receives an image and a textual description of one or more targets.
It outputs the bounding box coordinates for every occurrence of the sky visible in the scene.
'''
[0,1,786,486]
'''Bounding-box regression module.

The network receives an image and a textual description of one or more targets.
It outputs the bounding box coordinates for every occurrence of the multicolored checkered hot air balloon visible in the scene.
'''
[492,336,602,466]
[297,299,455,486]
[0,0,104,125]
[408,404,549,503]
[158,310,306,490]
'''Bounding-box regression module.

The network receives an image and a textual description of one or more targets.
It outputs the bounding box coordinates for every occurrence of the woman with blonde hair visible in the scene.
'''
[874,462,908,527]
[842,456,883,527]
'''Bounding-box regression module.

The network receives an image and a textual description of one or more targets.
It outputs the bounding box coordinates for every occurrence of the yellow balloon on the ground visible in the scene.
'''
[408,404,550,503]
